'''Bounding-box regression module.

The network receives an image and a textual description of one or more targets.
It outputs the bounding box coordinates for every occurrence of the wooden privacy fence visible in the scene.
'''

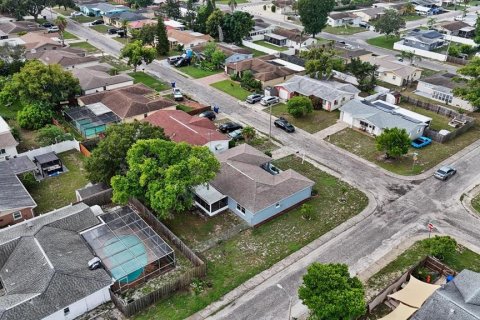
[109,199,207,317]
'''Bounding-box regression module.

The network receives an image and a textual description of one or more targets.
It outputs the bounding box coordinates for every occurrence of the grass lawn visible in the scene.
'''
[68,41,100,53]
[399,102,451,131]
[62,31,78,40]
[178,65,222,79]
[71,15,97,23]
[134,155,368,320]
[0,102,22,120]
[247,136,279,153]
[90,24,109,33]
[216,0,247,3]
[472,193,480,214]
[6,120,42,152]
[52,7,74,16]
[25,151,89,214]
[99,55,131,71]
[323,25,367,35]
[253,40,288,52]
[114,37,129,45]
[210,79,252,100]
[128,71,169,91]
[329,125,480,175]
[366,36,400,50]
[420,68,443,79]
[266,103,339,134]
[176,104,194,112]
[239,45,267,58]
[403,14,424,21]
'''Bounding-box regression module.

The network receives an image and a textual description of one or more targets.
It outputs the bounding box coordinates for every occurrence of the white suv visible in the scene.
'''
[260,96,280,106]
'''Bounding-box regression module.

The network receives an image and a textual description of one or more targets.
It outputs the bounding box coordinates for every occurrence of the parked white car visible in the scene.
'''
[47,26,59,33]
[260,96,280,106]
[70,11,83,17]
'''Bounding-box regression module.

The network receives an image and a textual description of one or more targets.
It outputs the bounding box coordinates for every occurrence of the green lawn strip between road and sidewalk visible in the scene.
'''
[472,192,480,214]
[264,103,340,134]
[253,40,288,52]
[403,14,424,21]
[24,150,90,214]
[177,65,222,79]
[210,79,252,101]
[90,24,109,33]
[323,25,367,35]
[62,31,78,39]
[71,15,97,23]
[134,155,368,320]
[366,36,400,50]
[328,125,480,176]
[128,71,170,91]
[68,41,100,53]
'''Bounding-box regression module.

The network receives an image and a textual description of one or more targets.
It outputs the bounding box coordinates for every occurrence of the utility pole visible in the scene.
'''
[269,103,272,140]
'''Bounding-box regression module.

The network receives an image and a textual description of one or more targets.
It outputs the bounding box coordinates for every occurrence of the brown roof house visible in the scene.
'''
[226,56,305,87]
[167,29,213,49]
[77,83,176,122]
[192,42,253,64]
[194,144,314,224]
[144,109,229,154]
[27,47,99,70]
[0,20,44,36]
[20,31,62,51]
[0,116,18,161]
[71,64,134,94]
[264,27,318,49]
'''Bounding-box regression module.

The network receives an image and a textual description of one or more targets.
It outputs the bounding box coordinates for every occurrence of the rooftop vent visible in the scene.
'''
[88,257,102,270]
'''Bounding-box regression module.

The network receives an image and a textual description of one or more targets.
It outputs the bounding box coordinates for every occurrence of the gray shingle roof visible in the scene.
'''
[0,203,112,320]
[4,156,36,175]
[0,162,36,212]
[71,66,133,91]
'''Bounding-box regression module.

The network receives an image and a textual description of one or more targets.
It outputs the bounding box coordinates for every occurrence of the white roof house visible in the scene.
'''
[0,116,18,160]
[360,55,423,87]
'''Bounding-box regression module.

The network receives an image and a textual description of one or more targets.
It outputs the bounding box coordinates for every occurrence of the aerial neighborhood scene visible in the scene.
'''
[1,0,480,318]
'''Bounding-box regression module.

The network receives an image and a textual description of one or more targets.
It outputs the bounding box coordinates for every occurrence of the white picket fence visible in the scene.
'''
[18,140,80,160]
[444,35,478,47]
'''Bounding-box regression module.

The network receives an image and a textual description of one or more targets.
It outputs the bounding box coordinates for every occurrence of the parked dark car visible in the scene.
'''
[261,162,280,175]
[175,57,190,67]
[198,110,216,121]
[116,30,126,37]
[107,28,118,34]
[274,117,295,133]
[246,93,263,104]
[41,22,53,28]
[434,166,457,181]
[91,19,104,25]
[228,129,243,141]
[168,55,182,65]
[219,122,243,133]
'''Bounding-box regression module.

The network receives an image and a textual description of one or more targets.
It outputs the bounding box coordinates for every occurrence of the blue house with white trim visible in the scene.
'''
[194,144,314,226]
[79,3,129,17]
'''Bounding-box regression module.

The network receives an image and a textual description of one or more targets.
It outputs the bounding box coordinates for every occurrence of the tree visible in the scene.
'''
[403,2,416,15]
[453,57,480,109]
[126,0,153,8]
[240,70,262,91]
[156,18,170,56]
[55,16,68,47]
[271,4,276,12]
[17,103,54,130]
[195,0,215,33]
[0,43,25,76]
[448,44,461,57]
[185,0,196,29]
[241,126,256,142]
[120,19,129,38]
[120,40,156,72]
[427,17,437,29]
[222,11,255,45]
[228,0,237,12]
[374,9,406,37]
[164,0,181,20]
[36,124,72,146]
[346,58,377,92]
[111,139,220,219]
[206,9,225,39]
[0,0,51,21]
[131,23,156,45]
[425,236,457,261]
[301,46,344,79]
[0,60,80,107]
[400,50,415,65]
[85,122,167,185]
[297,0,335,38]
[475,14,480,44]
[375,128,410,159]
[299,263,366,320]
[287,96,313,118]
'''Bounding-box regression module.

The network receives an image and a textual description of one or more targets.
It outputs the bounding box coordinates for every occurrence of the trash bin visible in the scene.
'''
[171,82,176,88]
[213,105,219,113]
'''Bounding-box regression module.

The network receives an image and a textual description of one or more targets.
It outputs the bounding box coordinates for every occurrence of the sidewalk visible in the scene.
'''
[197,73,228,85]
[312,121,348,140]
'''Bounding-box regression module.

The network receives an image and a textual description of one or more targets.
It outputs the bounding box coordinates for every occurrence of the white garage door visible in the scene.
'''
[278,88,289,100]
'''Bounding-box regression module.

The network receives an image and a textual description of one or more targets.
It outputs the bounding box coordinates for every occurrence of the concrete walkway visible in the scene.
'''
[312,121,348,140]
[198,72,228,85]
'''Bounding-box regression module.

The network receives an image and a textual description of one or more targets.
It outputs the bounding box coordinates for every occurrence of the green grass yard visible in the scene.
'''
[71,15,97,23]
[398,102,451,131]
[178,65,222,79]
[113,36,129,45]
[99,55,131,71]
[266,103,340,134]
[68,41,100,53]
[62,31,78,40]
[329,125,480,175]
[89,24,109,33]
[403,14,424,21]
[25,151,90,214]
[210,79,252,100]
[323,25,367,35]
[52,7,74,16]
[239,45,266,58]
[134,155,368,320]
[472,193,480,214]
[128,71,169,91]
[366,36,400,50]
[253,40,288,52]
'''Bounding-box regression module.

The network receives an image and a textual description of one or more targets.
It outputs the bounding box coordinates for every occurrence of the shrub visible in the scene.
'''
[35,125,71,146]
[271,5,276,12]
[425,235,457,261]
[17,103,54,130]
[300,203,314,220]
[264,150,272,157]
[20,172,37,189]
[17,31,27,36]
[287,96,313,118]
[263,4,267,10]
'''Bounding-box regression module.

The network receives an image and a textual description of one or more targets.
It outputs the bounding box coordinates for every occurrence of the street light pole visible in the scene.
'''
[276,284,292,320]
[269,104,272,141]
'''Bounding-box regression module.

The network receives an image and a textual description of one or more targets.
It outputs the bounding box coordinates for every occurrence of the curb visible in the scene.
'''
[461,183,480,220]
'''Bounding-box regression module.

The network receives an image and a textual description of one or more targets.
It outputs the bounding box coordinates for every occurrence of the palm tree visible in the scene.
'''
[400,51,415,65]
[427,17,437,29]
[54,16,67,47]
[228,0,237,12]
[121,19,129,40]
[242,126,256,142]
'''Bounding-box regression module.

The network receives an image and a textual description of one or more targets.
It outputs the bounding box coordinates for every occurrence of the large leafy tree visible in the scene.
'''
[475,14,480,44]
[297,0,335,38]
[126,0,153,8]
[185,0,196,29]
[85,122,167,185]
[120,40,156,72]
[0,60,80,107]
[195,0,215,34]
[374,9,406,37]
[346,58,378,92]
[287,96,313,118]
[111,139,220,219]
[222,11,254,45]
[301,46,344,79]
[453,57,480,109]
[206,9,225,40]
[0,0,50,21]
[299,263,366,320]
[0,43,25,76]
[17,102,54,130]
[164,0,181,20]
[131,23,157,46]
[156,18,169,56]
[36,124,72,146]
[376,127,410,159]
[425,236,457,261]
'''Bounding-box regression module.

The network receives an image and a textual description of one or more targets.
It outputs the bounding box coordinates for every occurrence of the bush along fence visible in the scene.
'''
[109,198,207,317]
[400,95,475,143]
[367,256,456,313]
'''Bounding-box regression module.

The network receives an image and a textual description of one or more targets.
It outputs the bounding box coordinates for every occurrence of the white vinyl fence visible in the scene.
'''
[18,140,80,160]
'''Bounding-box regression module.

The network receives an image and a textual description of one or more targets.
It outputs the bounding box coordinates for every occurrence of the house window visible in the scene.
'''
[392,76,396,80]
[12,211,22,220]
[0,149,5,155]
[236,203,246,214]
[64,307,70,315]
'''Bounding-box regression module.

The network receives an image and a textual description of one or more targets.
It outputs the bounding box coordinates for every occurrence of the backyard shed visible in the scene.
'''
[34,152,63,178]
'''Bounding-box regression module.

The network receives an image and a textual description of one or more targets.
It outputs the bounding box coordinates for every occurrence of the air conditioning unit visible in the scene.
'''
[88,257,102,270]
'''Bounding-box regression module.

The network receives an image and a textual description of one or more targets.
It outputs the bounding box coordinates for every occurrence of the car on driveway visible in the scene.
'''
[434,166,457,181]
[246,93,263,104]
[173,88,183,101]
[260,96,280,106]
[107,28,118,34]
[228,129,243,141]
[70,11,83,17]
[41,22,54,28]
[219,122,243,133]
[47,26,59,33]
[167,55,182,65]
[274,117,295,133]
[91,20,104,25]
[198,110,216,121]
[411,136,432,148]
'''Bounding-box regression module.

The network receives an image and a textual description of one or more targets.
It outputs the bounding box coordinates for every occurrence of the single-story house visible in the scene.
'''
[34,152,64,178]
[195,144,314,225]
[27,47,99,69]
[192,42,253,65]
[77,83,176,122]
[436,21,472,36]
[412,269,480,320]
[249,18,274,38]
[0,161,36,227]
[353,7,385,22]
[265,27,317,49]
[79,3,129,17]
[327,12,362,27]
[20,31,61,51]
[334,44,373,62]
[226,56,304,87]
[403,29,446,51]
[71,64,134,95]
[273,0,294,13]
[103,11,148,28]
[0,116,18,160]
[339,99,432,139]
[275,75,360,111]
[360,55,423,87]
[415,5,435,16]
[416,73,475,111]
[167,29,213,49]
[143,110,230,154]
[455,13,478,27]
[164,19,185,30]
[0,20,44,36]
[129,19,157,30]
[0,202,113,319]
